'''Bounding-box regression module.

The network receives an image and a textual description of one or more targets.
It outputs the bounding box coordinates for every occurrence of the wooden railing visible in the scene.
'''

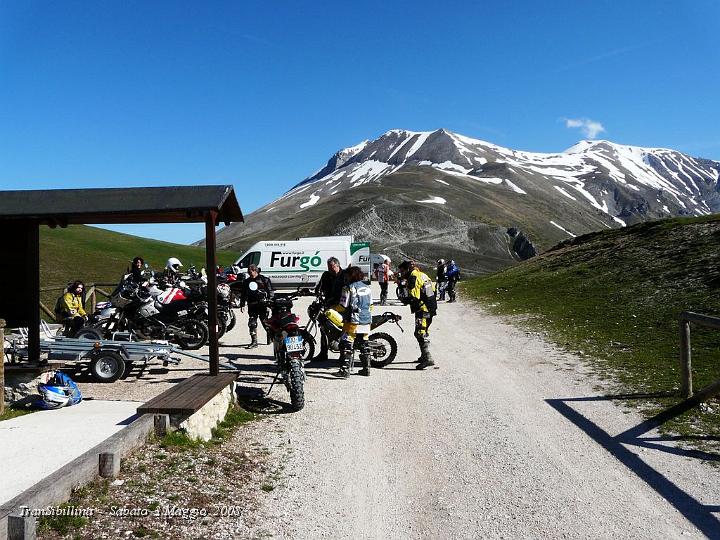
[39,283,117,321]
[679,311,720,400]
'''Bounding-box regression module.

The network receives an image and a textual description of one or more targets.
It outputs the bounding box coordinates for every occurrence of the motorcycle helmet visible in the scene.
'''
[437,259,446,265]
[36,372,82,410]
[166,257,183,274]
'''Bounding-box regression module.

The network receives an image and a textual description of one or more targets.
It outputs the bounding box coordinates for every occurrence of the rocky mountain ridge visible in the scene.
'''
[216,129,720,275]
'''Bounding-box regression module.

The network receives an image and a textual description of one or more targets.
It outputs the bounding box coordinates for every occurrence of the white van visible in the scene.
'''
[233,238,371,290]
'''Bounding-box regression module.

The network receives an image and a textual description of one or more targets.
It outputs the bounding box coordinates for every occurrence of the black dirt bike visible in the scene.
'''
[258,291,315,411]
[304,296,403,368]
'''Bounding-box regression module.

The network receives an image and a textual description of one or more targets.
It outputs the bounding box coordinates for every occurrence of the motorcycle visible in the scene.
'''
[79,279,209,350]
[182,266,237,339]
[256,287,314,411]
[304,295,403,368]
[396,277,409,303]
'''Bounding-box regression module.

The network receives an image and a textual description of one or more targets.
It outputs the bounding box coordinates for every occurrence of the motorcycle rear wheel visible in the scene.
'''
[75,326,104,341]
[368,332,398,368]
[288,358,305,411]
[175,319,209,350]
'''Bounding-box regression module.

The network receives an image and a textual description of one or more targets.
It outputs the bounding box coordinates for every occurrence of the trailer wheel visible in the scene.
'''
[89,351,126,383]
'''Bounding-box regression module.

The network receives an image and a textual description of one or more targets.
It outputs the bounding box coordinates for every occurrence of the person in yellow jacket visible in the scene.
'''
[397,260,437,370]
[56,280,87,334]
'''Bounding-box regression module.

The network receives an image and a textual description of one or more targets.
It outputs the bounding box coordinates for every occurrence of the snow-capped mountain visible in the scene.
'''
[217,129,720,274]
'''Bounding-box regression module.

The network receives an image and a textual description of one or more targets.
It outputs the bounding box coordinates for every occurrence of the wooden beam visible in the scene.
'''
[205,211,219,376]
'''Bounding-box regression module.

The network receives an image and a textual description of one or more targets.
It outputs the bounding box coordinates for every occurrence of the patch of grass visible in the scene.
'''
[210,405,256,443]
[0,406,35,422]
[36,502,89,536]
[260,483,275,492]
[37,224,237,319]
[464,215,720,440]
[159,430,204,449]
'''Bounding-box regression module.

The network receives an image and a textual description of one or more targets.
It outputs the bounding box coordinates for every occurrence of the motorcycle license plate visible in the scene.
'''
[284,335,304,352]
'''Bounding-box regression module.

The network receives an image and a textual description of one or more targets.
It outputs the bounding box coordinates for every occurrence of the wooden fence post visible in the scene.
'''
[679,319,692,398]
[0,318,5,415]
[90,285,97,314]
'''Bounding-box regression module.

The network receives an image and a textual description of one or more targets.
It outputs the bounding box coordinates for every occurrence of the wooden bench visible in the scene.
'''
[137,373,238,415]
[3,361,67,374]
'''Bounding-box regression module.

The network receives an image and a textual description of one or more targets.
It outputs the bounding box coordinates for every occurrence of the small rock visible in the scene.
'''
[111,479,125,486]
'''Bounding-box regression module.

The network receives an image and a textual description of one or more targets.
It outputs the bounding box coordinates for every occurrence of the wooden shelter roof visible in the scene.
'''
[0,185,243,225]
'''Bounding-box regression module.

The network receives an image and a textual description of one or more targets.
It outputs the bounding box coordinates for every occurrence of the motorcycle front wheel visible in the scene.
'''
[288,357,305,411]
[368,332,398,368]
[226,309,237,332]
[174,319,209,350]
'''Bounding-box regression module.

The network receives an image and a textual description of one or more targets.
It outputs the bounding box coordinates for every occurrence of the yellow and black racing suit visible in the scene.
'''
[405,268,437,347]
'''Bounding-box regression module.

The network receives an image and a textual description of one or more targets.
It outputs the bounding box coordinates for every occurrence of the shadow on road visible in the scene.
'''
[546,393,720,537]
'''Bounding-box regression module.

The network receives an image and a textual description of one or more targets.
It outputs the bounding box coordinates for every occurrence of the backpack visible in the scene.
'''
[419,273,438,316]
[53,294,67,322]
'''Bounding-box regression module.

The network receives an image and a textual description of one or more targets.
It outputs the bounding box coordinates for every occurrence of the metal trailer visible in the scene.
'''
[4,322,239,383]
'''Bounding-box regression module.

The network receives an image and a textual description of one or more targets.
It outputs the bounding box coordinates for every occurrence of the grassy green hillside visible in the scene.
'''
[465,215,720,439]
[39,225,236,311]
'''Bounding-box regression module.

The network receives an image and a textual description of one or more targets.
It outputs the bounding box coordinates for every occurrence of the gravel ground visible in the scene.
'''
[236,285,720,539]
[42,284,720,539]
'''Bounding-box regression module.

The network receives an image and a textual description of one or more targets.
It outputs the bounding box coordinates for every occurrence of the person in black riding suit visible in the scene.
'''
[313,257,346,361]
[129,256,147,284]
[239,264,274,348]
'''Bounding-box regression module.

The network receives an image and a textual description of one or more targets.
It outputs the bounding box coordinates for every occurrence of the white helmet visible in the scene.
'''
[166,257,183,274]
[437,259,446,265]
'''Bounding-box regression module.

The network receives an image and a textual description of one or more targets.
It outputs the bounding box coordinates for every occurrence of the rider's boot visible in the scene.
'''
[247,331,258,349]
[416,340,435,370]
[358,346,370,376]
[334,351,351,378]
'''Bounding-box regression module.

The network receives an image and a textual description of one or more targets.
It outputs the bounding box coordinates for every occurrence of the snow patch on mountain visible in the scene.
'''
[554,186,578,201]
[550,221,577,238]
[505,180,527,194]
[417,196,446,204]
[300,193,320,209]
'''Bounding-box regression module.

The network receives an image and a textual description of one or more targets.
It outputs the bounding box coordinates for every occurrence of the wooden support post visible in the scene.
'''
[8,514,36,540]
[88,285,97,314]
[28,223,40,364]
[205,211,219,376]
[0,318,5,415]
[98,452,121,478]
[679,319,692,398]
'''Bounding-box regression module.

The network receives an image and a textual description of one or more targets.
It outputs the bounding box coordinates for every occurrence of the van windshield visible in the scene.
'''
[237,251,260,268]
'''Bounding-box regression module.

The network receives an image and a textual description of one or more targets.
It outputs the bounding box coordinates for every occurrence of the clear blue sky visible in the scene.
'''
[1,1,718,245]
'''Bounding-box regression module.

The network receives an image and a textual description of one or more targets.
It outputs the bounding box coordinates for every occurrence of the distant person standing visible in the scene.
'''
[397,260,437,370]
[334,266,373,378]
[313,257,346,362]
[436,259,447,301]
[374,258,393,305]
[239,264,274,348]
[445,259,460,303]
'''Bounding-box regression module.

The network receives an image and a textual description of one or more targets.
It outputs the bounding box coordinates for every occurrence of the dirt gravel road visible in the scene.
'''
[227,284,720,539]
